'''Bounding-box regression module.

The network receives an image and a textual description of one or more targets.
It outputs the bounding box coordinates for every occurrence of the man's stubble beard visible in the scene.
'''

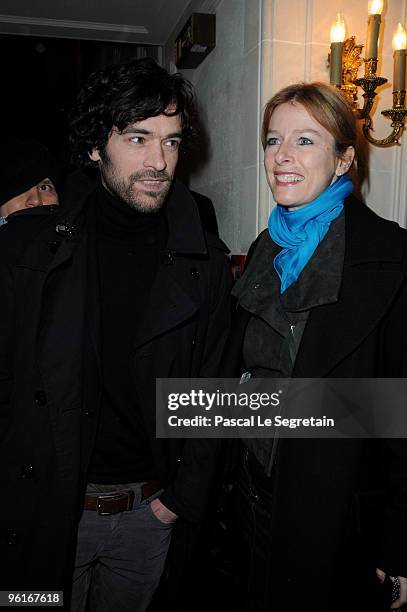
[99,154,173,214]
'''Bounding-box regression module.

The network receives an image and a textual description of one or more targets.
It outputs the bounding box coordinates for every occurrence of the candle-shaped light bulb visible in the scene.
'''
[368,0,383,15]
[393,23,407,51]
[392,23,407,93]
[330,14,345,86]
[330,13,346,43]
[366,0,382,59]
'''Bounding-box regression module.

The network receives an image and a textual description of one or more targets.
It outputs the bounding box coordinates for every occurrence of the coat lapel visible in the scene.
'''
[134,257,198,350]
[294,265,402,376]
[133,179,212,349]
[294,197,404,376]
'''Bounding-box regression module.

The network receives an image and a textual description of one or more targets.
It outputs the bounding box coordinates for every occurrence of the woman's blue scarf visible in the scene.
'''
[268,175,353,293]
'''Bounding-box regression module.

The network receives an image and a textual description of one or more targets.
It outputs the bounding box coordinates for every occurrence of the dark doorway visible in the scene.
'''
[0,34,160,166]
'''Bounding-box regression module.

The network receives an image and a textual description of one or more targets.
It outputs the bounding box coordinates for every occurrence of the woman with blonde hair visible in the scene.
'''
[228,82,407,611]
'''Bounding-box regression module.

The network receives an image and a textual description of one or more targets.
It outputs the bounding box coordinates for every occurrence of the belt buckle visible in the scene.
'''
[96,490,135,515]
[96,493,118,516]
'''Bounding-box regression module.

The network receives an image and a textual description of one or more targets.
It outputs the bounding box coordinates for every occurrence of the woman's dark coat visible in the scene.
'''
[226,196,407,610]
[0,176,231,595]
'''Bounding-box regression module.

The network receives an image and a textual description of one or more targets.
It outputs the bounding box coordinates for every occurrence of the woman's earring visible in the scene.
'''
[337,163,350,176]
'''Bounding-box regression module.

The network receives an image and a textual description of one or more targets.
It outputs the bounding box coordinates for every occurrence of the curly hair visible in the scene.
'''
[69,58,197,168]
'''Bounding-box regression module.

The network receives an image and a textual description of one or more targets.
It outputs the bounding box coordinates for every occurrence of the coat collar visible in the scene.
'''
[293,196,405,377]
[16,172,219,272]
[231,195,405,378]
[63,172,210,254]
[344,194,403,265]
[16,171,224,354]
[232,212,345,330]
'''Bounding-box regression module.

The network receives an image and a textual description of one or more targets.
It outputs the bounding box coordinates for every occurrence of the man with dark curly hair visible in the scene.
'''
[0,58,230,611]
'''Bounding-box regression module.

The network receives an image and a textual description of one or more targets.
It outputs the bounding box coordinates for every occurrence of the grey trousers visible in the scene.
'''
[70,483,172,612]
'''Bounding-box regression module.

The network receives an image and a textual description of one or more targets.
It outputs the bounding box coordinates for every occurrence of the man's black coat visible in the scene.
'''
[0,175,231,594]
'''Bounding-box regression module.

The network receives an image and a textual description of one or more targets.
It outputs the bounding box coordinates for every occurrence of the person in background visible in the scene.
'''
[0,58,230,612]
[226,82,407,612]
[0,139,60,225]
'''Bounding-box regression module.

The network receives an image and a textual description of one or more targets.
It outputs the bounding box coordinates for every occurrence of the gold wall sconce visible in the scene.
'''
[328,2,407,147]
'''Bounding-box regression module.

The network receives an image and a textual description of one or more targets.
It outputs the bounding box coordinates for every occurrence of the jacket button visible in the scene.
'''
[163,251,175,266]
[20,465,35,479]
[190,268,200,280]
[249,490,260,502]
[7,531,20,546]
[83,408,96,417]
[48,241,61,254]
[34,390,47,406]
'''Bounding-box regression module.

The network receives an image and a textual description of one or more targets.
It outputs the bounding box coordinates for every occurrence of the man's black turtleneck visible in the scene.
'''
[87,184,165,483]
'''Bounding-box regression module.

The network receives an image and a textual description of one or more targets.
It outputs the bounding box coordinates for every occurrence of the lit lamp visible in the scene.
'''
[365,0,383,62]
[330,14,346,86]
[393,23,407,96]
[327,2,407,146]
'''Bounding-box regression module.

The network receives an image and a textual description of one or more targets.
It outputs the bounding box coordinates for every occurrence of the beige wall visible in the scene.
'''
[167,0,263,254]
[168,0,407,253]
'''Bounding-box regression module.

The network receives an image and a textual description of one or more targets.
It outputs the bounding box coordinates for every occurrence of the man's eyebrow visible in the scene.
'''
[120,127,183,139]
[121,127,151,135]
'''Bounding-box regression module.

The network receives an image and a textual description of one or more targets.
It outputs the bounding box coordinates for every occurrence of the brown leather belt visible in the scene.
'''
[140,479,162,501]
[84,480,162,515]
